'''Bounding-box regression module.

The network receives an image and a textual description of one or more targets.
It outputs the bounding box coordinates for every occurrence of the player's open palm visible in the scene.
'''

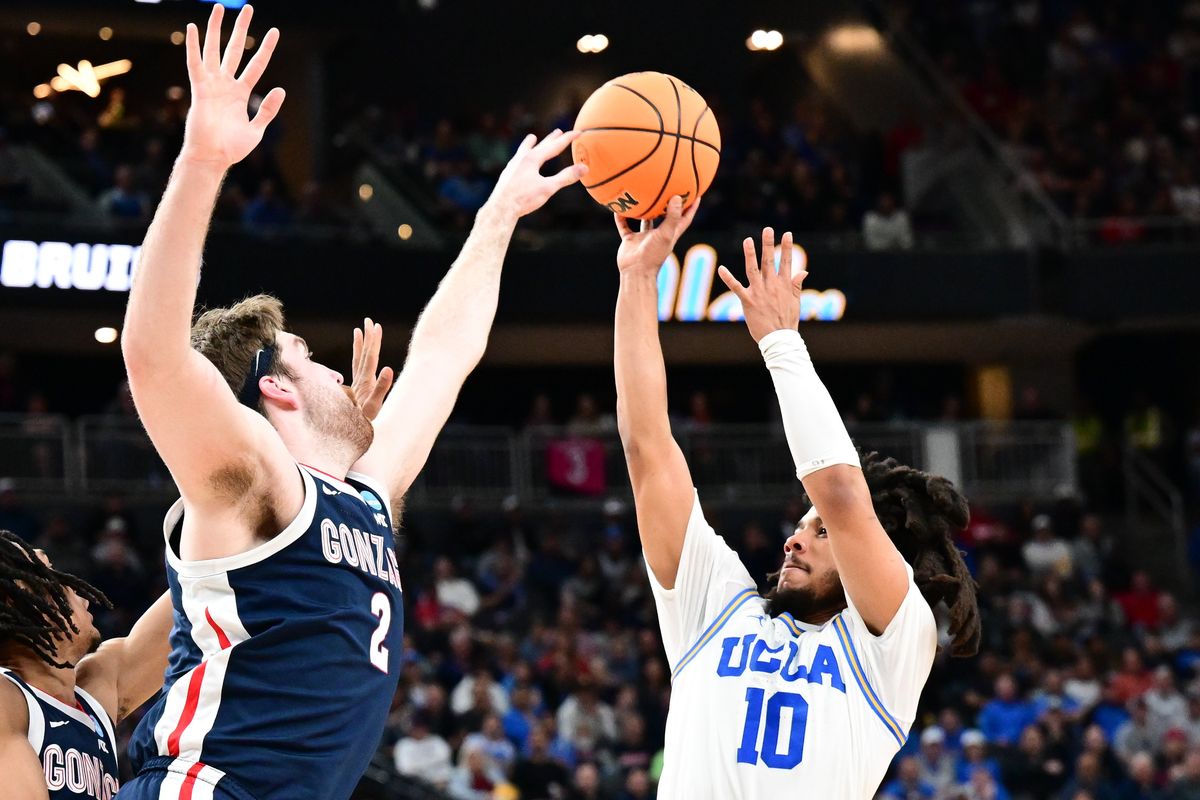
[182,4,284,169]
[350,318,394,421]
[717,228,809,342]
[491,130,588,218]
[613,195,700,277]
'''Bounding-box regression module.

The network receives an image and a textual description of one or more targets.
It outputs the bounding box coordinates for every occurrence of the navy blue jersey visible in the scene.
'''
[126,465,404,800]
[0,668,120,800]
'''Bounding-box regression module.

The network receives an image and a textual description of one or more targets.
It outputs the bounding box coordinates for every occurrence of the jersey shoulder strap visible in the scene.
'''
[0,667,44,752]
[76,685,117,749]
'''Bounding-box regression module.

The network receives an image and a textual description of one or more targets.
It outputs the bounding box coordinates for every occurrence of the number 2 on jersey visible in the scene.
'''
[369,592,390,673]
[736,687,809,769]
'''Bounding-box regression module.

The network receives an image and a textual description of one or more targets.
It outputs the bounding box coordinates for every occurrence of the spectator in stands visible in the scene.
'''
[957,730,1003,784]
[97,164,149,220]
[618,769,652,800]
[1120,751,1164,799]
[557,678,617,757]
[242,178,292,231]
[133,138,170,198]
[566,393,615,437]
[980,673,1039,747]
[438,158,493,223]
[1001,723,1068,798]
[512,723,569,800]
[1146,667,1190,737]
[435,556,481,620]
[1073,514,1115,583]
[1022,514,1074,579]
[1172,750,1200,798]
[862,192,914,250]
[1059,751,1119,800]
[1116,698,1164,766]
[1117,575,1165,631]
[394,711,453,790]
[447,746,507,800]
[882,754,938,798]
[917,726,958,794]
[461,714,516,776]
[567,763,603,800]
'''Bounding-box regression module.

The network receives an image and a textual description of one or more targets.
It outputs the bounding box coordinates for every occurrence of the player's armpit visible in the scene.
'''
[625,436,695,589]
[0,683,48,800]
[124,350,301,557]
[802,465,910,635]
[77,592,173,723]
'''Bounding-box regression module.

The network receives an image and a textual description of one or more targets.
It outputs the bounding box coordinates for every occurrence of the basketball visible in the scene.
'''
[572,71,721,220]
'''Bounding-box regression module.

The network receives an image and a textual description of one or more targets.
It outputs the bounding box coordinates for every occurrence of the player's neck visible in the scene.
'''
[277,427,358,481]
[3,648,78,705]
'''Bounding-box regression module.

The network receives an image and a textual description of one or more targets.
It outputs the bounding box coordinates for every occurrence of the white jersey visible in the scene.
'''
[648,493,937,799]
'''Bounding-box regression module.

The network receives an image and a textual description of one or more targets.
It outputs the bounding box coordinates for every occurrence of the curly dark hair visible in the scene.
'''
[0,530,112,668]
[766,451,980,657]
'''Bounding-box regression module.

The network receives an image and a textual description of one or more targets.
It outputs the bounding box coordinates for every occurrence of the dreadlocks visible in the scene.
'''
[0,529,112,668]
[766,451,981,658]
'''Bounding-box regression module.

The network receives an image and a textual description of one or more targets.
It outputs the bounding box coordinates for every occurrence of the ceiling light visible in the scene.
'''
[27,22,41,36]
[99,26,114,41]
[826,25,883,53]
[244,35,255,49]
[577,34,609,54]
[397,224,413,240]
[358,184,374,201]
[166,85,184,100]
[33,84,51,99]
[170,30,185,45]
[94,327,118,344]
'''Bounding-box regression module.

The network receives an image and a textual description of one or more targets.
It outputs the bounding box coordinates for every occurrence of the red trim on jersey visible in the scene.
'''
[166,662,208,757]
[299,463,347,484]
[205,607,232,650]
[178,761,206,800]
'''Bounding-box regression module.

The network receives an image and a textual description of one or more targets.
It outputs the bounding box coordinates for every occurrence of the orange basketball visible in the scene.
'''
[572,71,721,221]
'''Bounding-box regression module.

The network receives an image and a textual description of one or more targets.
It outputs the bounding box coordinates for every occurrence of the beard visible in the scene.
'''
[300,380,374,458]
[764,571,847,623]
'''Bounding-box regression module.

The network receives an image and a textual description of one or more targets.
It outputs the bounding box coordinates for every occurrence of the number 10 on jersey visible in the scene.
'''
[736,687,809,769]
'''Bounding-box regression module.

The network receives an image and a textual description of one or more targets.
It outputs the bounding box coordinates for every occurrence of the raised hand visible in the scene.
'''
[489,130,588,218]
[181,4,284,169]
[350,318,394,421]
[716,228,808,342]
[613,195,700,277]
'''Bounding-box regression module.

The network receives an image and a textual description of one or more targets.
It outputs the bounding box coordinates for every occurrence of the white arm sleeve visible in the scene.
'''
[758,329,861,479]
[645,492,757,670]
[839,563,938,728]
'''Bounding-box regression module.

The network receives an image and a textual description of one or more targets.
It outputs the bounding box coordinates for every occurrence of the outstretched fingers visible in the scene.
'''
[202,3,224,67]
[221,4,253,75]
[238,26,280,89]
[250,86,286,133]
[759,227,776,283]
[716,265,749,302]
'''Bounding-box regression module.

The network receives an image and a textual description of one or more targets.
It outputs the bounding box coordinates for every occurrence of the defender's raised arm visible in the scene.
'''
[120,5,298,558]
[352,132,586,502]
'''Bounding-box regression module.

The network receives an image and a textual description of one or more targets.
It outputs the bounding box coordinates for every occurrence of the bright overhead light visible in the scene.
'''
[99,26,114,41]
[33,84,51,99]
[134,0,163,4]
[358,184,374,201]
[826,25,883,53]
[747,29,784,51]
[94,327,118,344]
[170,30,185,45]
[397,224,413,240]
[166,85,184,100]
[576,34,609,54]
[27,21,41,36]
[45,59,132,98]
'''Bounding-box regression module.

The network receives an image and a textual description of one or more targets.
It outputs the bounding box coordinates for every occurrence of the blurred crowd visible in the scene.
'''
[895,0,1200,243]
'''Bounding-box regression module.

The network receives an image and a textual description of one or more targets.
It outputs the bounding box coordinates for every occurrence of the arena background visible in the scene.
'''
[2,1,1200,798]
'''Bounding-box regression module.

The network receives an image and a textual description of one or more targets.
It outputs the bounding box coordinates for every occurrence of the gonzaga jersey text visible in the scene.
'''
[126,466,404,800]
[0,668,120,800]
[649,494,936,799]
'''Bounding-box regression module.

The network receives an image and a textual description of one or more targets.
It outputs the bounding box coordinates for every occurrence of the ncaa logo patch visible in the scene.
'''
[360,490,383,512]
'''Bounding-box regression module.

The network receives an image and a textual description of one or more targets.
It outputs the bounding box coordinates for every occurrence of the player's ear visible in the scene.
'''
[258,375,299,411]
